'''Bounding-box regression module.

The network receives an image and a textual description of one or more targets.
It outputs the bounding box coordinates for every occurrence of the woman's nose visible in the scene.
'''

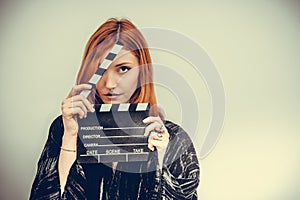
[103,70,118,89]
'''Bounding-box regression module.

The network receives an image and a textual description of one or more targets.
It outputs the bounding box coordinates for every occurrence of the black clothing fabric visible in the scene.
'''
[30,116,200,199]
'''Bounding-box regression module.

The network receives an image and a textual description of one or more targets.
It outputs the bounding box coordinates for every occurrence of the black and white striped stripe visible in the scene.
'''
[80,41,123,98]
[96,103,149,112]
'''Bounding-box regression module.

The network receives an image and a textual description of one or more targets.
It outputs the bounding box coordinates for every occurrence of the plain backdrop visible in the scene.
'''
[0,1,300,199]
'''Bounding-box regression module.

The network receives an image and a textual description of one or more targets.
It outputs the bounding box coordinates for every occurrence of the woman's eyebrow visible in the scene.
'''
[115,62,133,67]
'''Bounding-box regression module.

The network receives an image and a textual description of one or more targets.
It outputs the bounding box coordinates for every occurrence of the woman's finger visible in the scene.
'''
[144,121,163,136]
[62,98,88,119]
[148,134,169,151]
[62,95,94,113]
[67,84,92,98]
[72,95,94,112]
[148,143,155,151]
[63,106,86,119]
[71,101,88,118]
[81,96,95,112]
[147,131,157,151]
[150,139,167,149]
[148,130,163,140]
[143,116,162,124]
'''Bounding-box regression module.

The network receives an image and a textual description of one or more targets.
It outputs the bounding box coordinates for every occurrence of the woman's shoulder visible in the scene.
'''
[163,120,198,164]
[49,115,63,131]
[47,115,64,143]
[50,115,63,124]
[164,120,192,143]
[164,120,181,134]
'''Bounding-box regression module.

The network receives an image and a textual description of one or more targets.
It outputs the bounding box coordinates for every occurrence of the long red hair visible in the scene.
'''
[76,18,158,116]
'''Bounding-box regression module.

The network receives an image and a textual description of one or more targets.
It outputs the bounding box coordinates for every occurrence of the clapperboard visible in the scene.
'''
[77,103,150,163]
[77,40,150,163]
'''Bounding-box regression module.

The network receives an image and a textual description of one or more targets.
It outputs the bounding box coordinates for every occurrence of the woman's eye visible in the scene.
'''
[119,66,130,73]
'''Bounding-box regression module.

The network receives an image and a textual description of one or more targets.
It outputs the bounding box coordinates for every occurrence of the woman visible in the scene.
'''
[30,18,200,200]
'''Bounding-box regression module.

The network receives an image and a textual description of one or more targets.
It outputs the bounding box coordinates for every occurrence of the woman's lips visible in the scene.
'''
[104,93,122,99]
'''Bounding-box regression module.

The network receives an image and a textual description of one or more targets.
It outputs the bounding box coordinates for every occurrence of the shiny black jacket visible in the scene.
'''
[30,116,200,199]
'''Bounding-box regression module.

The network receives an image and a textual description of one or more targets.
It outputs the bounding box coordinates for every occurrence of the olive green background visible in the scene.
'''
[0,1,299,199]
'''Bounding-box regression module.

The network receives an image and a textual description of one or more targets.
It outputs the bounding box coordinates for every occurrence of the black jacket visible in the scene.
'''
[30,116,200,199]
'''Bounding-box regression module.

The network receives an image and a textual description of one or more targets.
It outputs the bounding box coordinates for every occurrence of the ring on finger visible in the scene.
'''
[157,132,163,138]
[150,131,157,137]
[158,124,164,133]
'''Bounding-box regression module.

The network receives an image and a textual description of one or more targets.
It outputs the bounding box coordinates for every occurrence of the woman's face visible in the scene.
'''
[96,50,140,104]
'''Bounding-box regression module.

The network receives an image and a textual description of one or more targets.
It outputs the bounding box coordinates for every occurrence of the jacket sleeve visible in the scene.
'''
[29,116,87,200]
[29,116,64,199]
[161,121,200,200]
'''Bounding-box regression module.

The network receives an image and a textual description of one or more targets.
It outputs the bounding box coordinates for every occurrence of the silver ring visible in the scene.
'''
[158,124,164,133]
[157,133,163,138]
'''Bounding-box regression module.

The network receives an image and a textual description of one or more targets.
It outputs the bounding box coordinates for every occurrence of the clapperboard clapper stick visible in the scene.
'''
[77,103,150,163]
[77,41,150,163]
[80,41,124,98]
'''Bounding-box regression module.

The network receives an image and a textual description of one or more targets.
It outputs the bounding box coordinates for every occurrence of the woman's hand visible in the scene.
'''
[61,84,95,136]
[59,84,94,193]
[143,116,169,152]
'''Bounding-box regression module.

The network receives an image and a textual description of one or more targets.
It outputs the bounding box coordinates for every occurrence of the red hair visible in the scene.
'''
[76,18,158,116]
